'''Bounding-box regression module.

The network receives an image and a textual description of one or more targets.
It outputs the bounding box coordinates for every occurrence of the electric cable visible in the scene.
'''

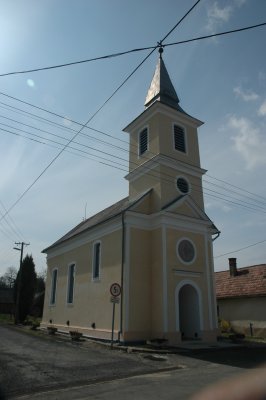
[0,21,265,78]
[214,238,266,258]
[2,123,266,216]
[1,94,266,208]
[1,85,266,208]
[0,0,202,224]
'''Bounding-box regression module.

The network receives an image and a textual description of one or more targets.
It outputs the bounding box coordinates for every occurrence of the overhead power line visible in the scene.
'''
[2,122,266,217]
[214,238,266,258]
[0,21,265,77]
[1,92,266,215]
[0,0,202,224]
[1,91,266,210]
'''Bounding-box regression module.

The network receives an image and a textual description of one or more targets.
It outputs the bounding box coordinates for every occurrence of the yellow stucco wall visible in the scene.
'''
[126,227,152,335]
[151,228,164,336]
[128,110,201,171]
[166,228,212,336]
[42,228,123,338]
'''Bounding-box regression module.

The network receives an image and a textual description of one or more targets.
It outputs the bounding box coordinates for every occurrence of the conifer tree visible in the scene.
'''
[14,255,37,322]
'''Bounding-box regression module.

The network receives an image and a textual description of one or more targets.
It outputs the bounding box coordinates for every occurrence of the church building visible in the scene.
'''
[41,49,220,344]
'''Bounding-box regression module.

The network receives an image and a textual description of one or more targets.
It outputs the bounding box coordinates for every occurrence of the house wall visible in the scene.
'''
[42,228,123,340]
[218,297,266,338]
[218,296,266,322]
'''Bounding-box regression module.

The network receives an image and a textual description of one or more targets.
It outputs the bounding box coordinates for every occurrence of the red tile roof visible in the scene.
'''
[215,264,266,299]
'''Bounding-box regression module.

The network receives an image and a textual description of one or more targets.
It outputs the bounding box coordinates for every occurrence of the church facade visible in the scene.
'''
[41,50,220,344]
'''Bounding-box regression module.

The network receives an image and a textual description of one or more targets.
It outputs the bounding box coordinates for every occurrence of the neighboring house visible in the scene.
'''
[216,258,266,338]
[41,49,220,345]
[0,288,15,314]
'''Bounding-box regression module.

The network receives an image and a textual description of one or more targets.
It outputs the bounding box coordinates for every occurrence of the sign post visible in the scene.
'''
[110,283,121,349]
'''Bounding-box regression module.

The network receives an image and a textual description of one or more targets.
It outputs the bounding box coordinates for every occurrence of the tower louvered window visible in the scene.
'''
[174,125,186,153]
[139,128,148,155]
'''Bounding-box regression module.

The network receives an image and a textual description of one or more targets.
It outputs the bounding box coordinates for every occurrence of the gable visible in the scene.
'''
[129,190,152,214]
[162,194,214,223]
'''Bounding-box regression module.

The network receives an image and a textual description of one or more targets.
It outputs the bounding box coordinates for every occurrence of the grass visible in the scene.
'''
[0,313,14,323]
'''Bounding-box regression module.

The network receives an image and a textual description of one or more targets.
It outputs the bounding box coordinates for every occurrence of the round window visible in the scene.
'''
[177,239,195,263]
[177,177,189,194]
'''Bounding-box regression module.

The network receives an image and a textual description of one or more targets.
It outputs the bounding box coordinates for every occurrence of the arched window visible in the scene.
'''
[50,268,58,305]
[67,263,75,304]
[92,242,101,281]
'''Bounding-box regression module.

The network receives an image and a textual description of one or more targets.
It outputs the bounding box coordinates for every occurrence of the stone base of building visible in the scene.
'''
[40,322,220,345]
[40,322,119,341]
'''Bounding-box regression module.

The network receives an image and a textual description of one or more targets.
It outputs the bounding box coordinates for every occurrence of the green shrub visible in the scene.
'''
[220,319,231,333]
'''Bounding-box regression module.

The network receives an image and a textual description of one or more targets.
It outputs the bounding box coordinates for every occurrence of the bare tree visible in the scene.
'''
[0,266,18,288]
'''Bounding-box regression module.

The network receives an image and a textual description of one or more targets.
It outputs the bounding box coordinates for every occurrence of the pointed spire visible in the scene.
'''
[144,47,180,110]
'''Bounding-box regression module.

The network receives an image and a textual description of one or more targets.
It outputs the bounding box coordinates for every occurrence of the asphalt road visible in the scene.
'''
[0,324,265,399]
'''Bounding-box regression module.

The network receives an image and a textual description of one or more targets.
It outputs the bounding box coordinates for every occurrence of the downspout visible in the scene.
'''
[212,231,220,242]
[119,211,126,342]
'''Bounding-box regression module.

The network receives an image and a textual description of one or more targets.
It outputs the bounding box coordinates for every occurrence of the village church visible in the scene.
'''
[41,49,220,344]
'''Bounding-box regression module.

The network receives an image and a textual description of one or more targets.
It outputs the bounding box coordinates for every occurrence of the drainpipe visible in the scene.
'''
[119,211,125,342]
[212,231,220,242]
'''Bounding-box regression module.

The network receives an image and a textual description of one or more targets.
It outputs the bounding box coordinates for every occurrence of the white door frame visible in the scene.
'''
[175,279,203,332]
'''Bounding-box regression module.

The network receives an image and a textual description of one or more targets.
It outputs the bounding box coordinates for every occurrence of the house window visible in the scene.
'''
[67,263,75,304]
[174,125,186,153]
[139,128,148,155]
[50,268,57,305]
[92,242,101,281]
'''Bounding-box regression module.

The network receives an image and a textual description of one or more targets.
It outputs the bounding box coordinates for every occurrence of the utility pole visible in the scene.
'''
[13,242,30,324]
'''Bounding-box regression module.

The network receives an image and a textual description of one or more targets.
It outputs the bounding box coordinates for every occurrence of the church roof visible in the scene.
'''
[144,49,185,113]
[43,190,152,253]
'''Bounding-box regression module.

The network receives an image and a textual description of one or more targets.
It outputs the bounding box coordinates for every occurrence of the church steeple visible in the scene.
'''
[144,48,181,111]
[124,49,205,211]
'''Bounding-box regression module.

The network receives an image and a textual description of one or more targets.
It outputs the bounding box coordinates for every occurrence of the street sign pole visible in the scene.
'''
[109,283,121,349]
[111,301,116,349]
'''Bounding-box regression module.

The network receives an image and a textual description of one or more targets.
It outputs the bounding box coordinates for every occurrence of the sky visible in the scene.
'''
[0,0,265,276]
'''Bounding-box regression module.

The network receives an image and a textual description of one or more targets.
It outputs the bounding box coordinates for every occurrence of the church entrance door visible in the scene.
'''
[178,284,200,340]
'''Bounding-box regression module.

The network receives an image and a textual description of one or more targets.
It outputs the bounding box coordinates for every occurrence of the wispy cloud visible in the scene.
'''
[258,100,266,116]
[206,0,247,32]
[229,116,266,169]
[207,2,232,31]
[233,86,259,102]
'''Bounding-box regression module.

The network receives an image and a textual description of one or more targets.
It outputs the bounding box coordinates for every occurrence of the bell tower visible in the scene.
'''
[122,49,219,344]
[124,49,207,212]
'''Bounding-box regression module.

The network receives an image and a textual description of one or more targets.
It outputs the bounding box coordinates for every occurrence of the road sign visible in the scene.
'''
[110,283,121,297]
[110,297,120,304]
[109,283,121,349]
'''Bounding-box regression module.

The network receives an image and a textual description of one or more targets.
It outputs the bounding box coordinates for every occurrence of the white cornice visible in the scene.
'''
[123,102,203,134]
[124,210,213,235]
[125,154,206,182]
[172,269,202,278]
[46,218,122,260]
[46,208,215,260]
